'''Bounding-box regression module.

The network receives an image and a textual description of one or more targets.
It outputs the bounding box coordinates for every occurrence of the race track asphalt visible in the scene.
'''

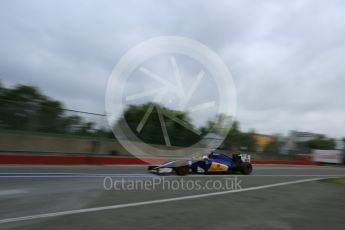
[0,165,344,230]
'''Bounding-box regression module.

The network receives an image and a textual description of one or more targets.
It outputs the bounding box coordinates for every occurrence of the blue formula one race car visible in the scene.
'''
[148,152,253,176]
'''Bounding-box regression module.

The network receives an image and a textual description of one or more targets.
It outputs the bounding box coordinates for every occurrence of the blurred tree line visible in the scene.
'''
[0,82,110,137]
[304,135,336,150]
[220,121,257,151]
[0,82,258,149]
[116,104,258,149]
[118,103,202,147]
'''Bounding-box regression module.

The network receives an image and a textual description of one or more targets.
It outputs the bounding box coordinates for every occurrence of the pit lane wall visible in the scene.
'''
[0,131,319,165]
[0,131,212,157]
[0,131,131,156]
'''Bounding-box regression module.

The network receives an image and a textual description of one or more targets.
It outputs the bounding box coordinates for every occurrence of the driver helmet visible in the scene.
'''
[202,155,208,161]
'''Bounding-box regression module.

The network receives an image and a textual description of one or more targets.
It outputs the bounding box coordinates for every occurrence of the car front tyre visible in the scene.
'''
[174,165,190,176]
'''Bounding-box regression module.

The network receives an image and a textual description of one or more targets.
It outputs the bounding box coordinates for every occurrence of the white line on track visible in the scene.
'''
[0,177,337,224]
[0,189,28,196]
[186,174,345,177]
[0,164,148,168]
[0,173,155,178]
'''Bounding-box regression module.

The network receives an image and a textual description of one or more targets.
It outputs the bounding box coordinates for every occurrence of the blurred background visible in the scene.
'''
[1,81,344,161]
[1,0,345,163]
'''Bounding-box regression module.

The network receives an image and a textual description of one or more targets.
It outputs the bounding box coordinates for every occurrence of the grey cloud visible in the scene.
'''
[1,0,345,137]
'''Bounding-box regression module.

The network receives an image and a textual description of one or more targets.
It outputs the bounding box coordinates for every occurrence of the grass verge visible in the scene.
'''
[322,177,345,185]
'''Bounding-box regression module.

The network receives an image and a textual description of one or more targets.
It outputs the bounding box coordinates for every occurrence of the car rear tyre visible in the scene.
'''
[240,162,253,175]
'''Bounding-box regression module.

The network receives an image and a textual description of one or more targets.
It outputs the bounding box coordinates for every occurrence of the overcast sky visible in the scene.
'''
[1,0,345,138]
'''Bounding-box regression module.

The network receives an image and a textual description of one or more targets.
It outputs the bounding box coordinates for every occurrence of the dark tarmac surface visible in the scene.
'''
[0,165,344,230]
